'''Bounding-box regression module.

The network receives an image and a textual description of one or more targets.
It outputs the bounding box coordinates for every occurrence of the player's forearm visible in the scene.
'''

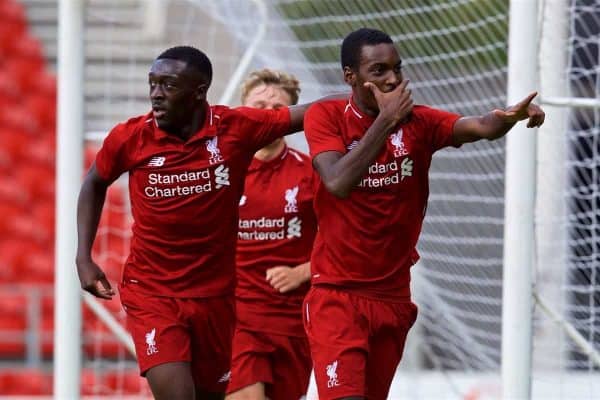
[320,114,397,198]
[76,177,108,262]
[477,111,517,140]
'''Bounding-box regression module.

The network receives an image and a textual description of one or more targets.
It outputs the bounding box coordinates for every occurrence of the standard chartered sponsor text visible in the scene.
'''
[239,217,285,241]
[145,170,211,198]
[359,160,399,188]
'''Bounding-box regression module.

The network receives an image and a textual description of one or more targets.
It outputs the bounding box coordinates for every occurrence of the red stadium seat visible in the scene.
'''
[0,239,29,282]
[0,129,30,168]
[24,93,56,129]
[40,302,54,358]
[4,58,44,95]
[0,292,27,357]
[0,368,52,395]
[0,1,27,49]
[11,34,44,65]
[22,249,54,284]
[7,214,51,247]
[15,164,55,201]
[26,133,56,171]
[0,103,38,134]
[32,201,56,249]
[0,68,21,103]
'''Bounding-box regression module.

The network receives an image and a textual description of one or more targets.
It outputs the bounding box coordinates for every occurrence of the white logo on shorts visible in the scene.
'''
[326,360,340,388]
[145,328,158,355]
[218,371,231,383]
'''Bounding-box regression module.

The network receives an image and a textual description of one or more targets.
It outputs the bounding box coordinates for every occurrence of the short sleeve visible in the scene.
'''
[233,107,291,151]
[304,102,346,157]
[418,106,461,152]
[95,123,136,182]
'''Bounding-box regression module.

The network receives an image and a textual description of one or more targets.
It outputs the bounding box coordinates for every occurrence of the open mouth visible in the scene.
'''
[152,107,167,119]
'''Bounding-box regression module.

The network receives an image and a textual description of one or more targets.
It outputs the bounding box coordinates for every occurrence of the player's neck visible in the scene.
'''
[176,106,207,140]
[254,139,286,162]
[352,94,378,117]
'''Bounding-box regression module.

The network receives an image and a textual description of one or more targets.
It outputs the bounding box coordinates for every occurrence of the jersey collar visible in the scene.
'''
[249,144,289,172]
[345,96,376,127]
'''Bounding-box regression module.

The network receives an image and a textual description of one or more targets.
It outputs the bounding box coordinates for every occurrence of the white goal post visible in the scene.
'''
[54,0,84,398]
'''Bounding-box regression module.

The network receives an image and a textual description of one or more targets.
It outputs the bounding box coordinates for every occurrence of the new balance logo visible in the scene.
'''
[401,158,413,180]
[215,164,230,189]
[218,371,231,383]
[206,137,224,165]
[148,156,165,167]
[284,186,299,213]
[145,328,158,355]
[326,360,340,388]
[287,216,302,239]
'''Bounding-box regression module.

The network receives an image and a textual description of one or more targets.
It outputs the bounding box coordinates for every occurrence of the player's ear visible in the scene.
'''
[343,66,357,86]
[195,83,208,100]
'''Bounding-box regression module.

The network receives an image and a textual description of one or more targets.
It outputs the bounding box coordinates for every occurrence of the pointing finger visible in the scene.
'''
[517,91,538,109]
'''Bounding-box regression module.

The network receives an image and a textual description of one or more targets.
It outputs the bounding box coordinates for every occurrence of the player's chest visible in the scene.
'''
[239,170,312,220]
[343,125,428,192]
[128,136,248,200]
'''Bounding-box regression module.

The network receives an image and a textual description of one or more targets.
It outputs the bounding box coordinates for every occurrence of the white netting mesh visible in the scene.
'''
[530,1,600,398]
[24,0,597,397]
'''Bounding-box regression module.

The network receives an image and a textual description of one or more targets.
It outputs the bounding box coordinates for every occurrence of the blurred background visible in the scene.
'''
[0,0,598,398]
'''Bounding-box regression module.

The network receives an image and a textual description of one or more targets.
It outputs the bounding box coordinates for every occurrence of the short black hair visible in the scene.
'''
[157,45,213,85]
[341,28,393,70]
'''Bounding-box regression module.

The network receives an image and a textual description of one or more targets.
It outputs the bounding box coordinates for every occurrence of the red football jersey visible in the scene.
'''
[95,104,291,298]
[304,97,461,302]
[235,146,317,336]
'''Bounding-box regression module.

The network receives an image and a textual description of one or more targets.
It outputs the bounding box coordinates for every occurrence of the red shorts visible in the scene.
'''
[227,327,312,400]
[303,286,418,400]
[119,284,235,393]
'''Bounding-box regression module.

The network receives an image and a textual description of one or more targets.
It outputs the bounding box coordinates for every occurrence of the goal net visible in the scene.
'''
[41,0,600,398]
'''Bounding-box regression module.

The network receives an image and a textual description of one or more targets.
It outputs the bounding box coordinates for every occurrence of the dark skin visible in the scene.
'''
[314,43,546,199]
[76,57,338,400]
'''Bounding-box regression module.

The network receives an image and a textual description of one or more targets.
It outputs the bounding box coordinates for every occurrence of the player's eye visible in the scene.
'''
[371,67,383,76]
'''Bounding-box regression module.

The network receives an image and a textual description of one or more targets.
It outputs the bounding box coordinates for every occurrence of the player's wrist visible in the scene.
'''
[76,253,94,265]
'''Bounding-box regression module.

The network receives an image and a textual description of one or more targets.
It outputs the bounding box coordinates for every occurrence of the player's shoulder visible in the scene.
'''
[108,112,154,141]
[307,98,348,116]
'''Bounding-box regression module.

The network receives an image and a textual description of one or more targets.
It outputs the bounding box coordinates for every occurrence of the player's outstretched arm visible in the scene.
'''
[76,164,115,300]
[452,92,545,146]
[287,92,349,134]
[313,80,413,199]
